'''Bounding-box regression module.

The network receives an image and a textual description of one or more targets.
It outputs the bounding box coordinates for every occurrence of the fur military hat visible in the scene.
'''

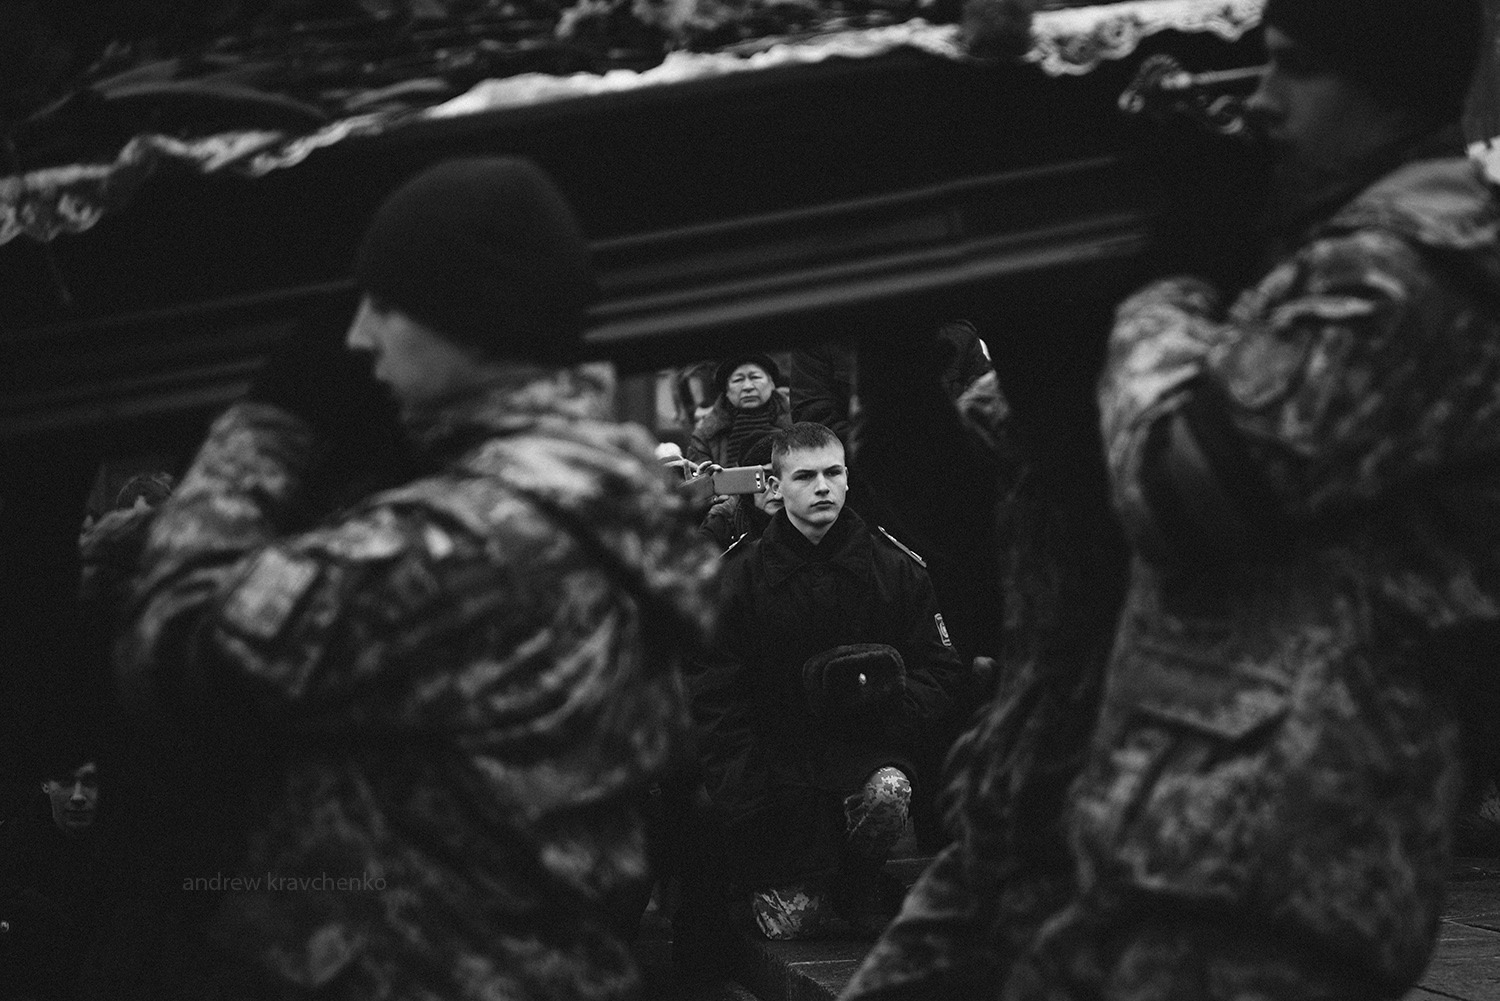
[354,157,597,362]
[802,643,906,722]
[1262,0,1482,122]
[713,353,782,397]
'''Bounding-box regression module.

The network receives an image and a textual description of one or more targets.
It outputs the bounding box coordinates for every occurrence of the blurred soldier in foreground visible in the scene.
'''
[844,1,1500,998]
[117,158,720,999]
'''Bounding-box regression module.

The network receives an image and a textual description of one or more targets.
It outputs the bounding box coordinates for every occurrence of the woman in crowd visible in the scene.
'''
[686,354,793,469]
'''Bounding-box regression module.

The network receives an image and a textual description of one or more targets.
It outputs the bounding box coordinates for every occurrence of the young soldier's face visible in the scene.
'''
[771,442,847,538]
[1246,27,1404,173]
[42,761,98,836]
[346,296,487,411]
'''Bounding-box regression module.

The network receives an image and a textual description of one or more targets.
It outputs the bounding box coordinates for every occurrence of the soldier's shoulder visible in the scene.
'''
[873,525,926,569]
[374,472,537,541]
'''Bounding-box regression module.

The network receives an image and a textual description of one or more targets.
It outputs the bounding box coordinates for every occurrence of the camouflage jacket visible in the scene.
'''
[118,367,720,1000]
[1081,141,1500,991]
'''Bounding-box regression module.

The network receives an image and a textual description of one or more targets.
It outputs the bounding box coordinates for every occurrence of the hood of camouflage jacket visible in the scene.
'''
[401,363,719,654]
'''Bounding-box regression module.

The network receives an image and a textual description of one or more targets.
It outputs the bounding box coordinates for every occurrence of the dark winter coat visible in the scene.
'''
[699,494,774,551]
[690,508,966,885]
[0,807,131,1001]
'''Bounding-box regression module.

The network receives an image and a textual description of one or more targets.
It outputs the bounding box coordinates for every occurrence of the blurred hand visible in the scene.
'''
[676,462,722,510]
[246,297,425,524]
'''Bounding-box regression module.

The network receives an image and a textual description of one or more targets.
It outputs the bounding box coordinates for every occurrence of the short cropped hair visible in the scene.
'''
[771,422,844,477]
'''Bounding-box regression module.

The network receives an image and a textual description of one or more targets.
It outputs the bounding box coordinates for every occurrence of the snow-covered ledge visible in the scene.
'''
[2,0,1266,246]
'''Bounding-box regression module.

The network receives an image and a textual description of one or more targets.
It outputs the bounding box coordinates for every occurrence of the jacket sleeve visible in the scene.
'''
[699,496,739,550]
[686,415,716,467]
[117,402,487,731]
[1100,232,1498,565]
[687,563,770,818]
[893,556,966,731]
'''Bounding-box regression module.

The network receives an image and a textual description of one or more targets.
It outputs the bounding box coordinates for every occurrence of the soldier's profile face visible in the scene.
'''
[346,295,487,410]
[1248,27,1410,175]
[1245,27,1404,173]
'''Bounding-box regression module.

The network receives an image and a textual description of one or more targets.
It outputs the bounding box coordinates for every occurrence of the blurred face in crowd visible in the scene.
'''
[43,761,98,836]
[685,372,716,425]
[752,472,783,518]
[1245,26,1411,173]
[727,364,774,410]
[771,441,847,543]
[346,296,489,411]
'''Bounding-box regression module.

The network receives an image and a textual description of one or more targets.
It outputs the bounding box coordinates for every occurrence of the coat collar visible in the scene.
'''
[758,507,870,587]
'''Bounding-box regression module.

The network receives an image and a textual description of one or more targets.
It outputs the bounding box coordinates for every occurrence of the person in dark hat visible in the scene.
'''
[685,352,793,470]
[844,2,1500,999]
[116,157,721,1000]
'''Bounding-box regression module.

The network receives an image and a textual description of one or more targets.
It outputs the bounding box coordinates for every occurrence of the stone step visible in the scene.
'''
[707,858,1500,1001]
[723,854,936,1001]
[672,978,765,1001]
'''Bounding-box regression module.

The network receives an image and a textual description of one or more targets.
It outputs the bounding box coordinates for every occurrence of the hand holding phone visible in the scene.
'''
[709,465,768,495]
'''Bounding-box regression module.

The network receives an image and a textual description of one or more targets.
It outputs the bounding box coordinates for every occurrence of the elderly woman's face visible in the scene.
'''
[727,363,774,409]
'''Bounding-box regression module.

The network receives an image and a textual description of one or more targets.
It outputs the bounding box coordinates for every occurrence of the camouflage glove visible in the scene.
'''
[802,644,906,722]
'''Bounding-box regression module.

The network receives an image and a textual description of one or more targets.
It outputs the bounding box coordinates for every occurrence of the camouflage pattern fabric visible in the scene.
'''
[1055,148,1500,998]
[752,880,836,940]
[846,141,1500,1001]
[118,365,721,1000]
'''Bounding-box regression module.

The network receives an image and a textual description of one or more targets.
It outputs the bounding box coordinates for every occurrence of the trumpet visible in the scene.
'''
[1119,54,1268,145]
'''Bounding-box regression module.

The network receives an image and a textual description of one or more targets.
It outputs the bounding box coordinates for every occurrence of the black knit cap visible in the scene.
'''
[714,353,782,397]
[1263,0,1483,122]
[354,157,597,362]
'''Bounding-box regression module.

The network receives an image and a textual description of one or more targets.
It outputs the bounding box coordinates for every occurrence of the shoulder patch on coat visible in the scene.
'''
[875,526,926,568]
[934,612,953,649]
[222,548,320,642]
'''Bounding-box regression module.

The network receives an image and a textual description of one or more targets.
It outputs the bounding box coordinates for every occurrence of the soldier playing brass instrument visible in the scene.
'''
[118,158,721,1000]
[844,0,1500,998]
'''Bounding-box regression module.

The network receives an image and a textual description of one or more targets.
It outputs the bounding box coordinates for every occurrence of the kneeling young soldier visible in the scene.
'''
[690,422,967,940]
